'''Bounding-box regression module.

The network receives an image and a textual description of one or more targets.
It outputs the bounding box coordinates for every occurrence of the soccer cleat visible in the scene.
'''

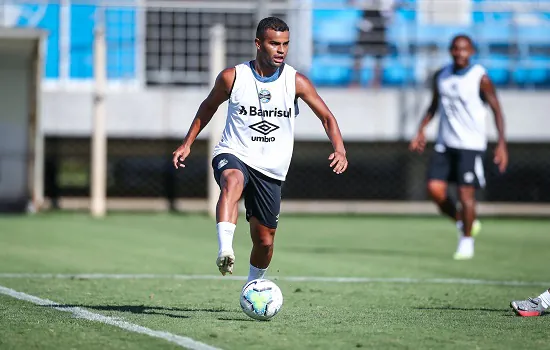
[216,251,235,276]
[453,237,474,260]
[510,297,545,317]
[457,220,482,237]
[471,220,482,237]
[453,251,474,260]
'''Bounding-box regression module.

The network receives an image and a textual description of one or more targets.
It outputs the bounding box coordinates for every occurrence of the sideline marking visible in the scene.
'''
[0,273,548,287]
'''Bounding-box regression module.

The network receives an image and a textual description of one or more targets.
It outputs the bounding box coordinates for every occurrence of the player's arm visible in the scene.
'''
[295,72,348,174]
[480,74,508,173]
[409,70,441,153]
[172,68,235,169]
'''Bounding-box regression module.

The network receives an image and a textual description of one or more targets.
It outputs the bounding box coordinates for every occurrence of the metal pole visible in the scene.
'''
[90,21,107,218]
[32,34,45,212]
[207,24,226,219]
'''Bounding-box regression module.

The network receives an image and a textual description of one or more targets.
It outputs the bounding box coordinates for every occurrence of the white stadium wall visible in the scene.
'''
[41,88,550,142]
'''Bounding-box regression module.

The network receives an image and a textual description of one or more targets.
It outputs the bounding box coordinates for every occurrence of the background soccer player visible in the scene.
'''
[409,35,508,260]
[172,17,348,283]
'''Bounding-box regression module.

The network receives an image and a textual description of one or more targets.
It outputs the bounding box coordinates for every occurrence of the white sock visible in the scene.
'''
[538,290,550,309]
[216,222,236,255]
[247,264,268,283]
[456,220,464,232]
[457,236,474,253]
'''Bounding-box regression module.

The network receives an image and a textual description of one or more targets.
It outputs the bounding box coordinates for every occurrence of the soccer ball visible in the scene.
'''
[240,279,283,321]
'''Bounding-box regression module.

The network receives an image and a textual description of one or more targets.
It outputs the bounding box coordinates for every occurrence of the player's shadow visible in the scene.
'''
[415,306,506,312]
[217,317,256,322]
[51,304,232,319]
[416,306,550,317]
[286,246,431,257]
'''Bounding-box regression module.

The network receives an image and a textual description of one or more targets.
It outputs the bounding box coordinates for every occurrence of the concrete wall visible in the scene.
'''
[41,87,550,142]
[0,52,30,201]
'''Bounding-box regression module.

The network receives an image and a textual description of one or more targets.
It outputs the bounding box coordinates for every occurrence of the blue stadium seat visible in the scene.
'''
[413,25,473,47]
[310,0,550,89]
[386,14,415,49]
[70,4,95,79]
[310,54,354,86]
[312,9,360,46]
[359,57,376,86]
[479,54,510,86]
[472,0,514,23]
[15,4,61,78]
[309,55,378,87]
[517,25,550,45]
[382,57,414,86]
[513,56,550,86]
[475,23,512,44]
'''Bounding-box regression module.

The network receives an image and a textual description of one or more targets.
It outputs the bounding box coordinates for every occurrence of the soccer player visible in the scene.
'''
[511,288,550,317]
[409,34,508,260]
[172,17,348,283]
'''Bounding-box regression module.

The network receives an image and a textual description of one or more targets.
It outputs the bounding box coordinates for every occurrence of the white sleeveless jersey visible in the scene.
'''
[436,64,488,151]
[213,61,297,181]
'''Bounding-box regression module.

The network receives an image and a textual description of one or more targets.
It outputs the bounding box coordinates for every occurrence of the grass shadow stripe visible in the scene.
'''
[0,285,222,350]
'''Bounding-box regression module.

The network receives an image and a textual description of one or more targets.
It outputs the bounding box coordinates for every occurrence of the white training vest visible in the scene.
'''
[213,61,297,181]
[436,64,488,151]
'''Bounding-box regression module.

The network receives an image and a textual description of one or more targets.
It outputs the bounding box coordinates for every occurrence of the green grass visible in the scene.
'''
[0,212,549,349]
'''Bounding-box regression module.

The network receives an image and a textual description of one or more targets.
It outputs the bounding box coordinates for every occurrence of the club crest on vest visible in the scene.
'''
[258,89,271,103]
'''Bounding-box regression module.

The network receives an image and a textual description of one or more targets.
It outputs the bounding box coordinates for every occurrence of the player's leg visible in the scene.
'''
[212,154,249,275]
[453,185,475,259]
[248,217,276,282]
[453,150,484,259]
[427,179,459,222]
[243,168,282,284]
[426,147,460,222]
[511,288,550,317]
[216,169,244,224]
[457,185,476,237]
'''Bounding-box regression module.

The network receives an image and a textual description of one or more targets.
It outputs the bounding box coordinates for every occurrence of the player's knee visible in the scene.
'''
[256,237,274,250]
[426,182,446,202]
[458,188,476,208]
[221,174,243,193]
[253,229,275,249]
[459,196,475,209]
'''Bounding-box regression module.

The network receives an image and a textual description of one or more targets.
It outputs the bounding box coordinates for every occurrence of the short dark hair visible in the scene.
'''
[256,17,289,40]
[450,34,474,48]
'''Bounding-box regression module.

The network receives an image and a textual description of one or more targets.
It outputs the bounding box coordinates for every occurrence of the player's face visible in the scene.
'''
[256,29,290,68]
[450,38,473,68]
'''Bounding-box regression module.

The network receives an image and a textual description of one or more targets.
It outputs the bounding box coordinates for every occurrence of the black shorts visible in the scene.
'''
[427,146,486,188]
[212,153,282,229]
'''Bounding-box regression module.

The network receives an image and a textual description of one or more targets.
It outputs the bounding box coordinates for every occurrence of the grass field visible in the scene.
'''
[0,212,549,349]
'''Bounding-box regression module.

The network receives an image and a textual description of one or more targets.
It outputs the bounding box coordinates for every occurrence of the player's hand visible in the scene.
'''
[172,144,191,169]
[409,132,426,153]
[328,151,348,174]
[493,141,508,173]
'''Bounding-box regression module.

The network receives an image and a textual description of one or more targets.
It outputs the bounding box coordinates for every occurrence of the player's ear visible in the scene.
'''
[254,37,261,51]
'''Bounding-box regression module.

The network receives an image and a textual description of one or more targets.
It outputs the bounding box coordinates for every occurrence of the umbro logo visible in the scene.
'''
[239,106,247,115]
[217,158,228,169]
[249,121,279,135]
[464,172,475,183]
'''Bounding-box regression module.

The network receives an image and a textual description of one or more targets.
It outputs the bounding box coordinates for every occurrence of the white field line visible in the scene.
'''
[0,285,222,350]
[0,273,548,287]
